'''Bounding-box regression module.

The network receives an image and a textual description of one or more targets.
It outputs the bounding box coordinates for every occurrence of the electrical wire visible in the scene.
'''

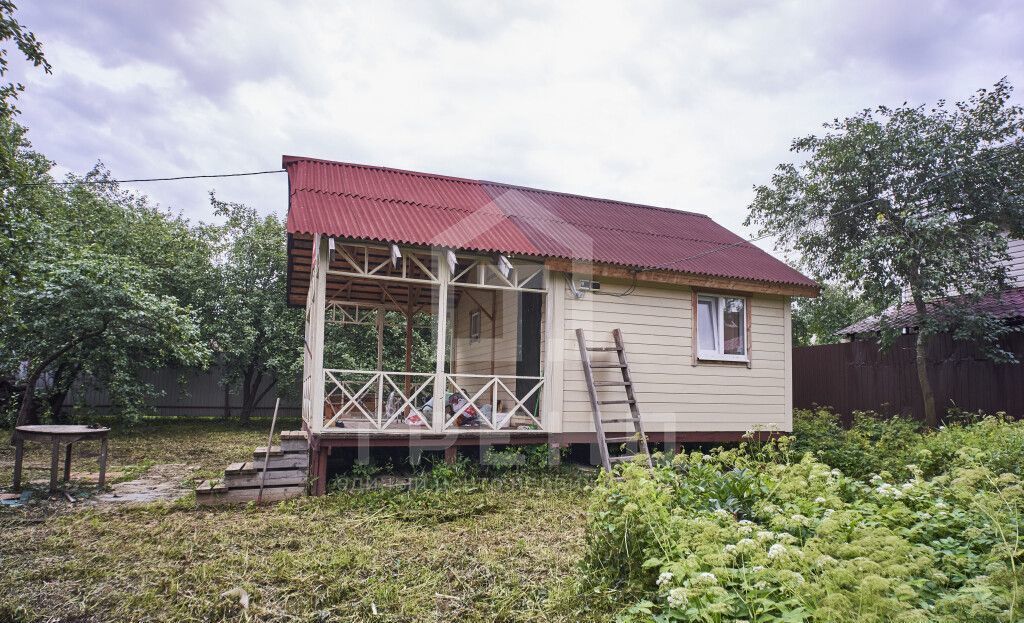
[14,169,286,187]
[594,269,638,297]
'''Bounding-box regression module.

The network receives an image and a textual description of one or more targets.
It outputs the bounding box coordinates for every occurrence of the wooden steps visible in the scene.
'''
[196,430,309,505]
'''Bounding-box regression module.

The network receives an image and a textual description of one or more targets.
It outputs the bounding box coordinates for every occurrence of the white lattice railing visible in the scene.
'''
[443,374,544,431]
[321,370,545,432]
[323,370,434,430]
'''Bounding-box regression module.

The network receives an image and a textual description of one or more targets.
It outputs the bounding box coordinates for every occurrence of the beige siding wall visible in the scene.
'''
[451,290,518,379]
[1006,237,1024,286]
[554,275,793,434]
[450,288,546,407]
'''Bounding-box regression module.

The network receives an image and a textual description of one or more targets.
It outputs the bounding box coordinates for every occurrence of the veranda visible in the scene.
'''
[293,234,554,482]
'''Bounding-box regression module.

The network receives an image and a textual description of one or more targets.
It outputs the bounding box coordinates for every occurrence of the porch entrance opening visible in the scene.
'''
[302,237,548,435]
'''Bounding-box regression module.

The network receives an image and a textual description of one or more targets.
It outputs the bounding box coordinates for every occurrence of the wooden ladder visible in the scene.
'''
[576,328,653,472]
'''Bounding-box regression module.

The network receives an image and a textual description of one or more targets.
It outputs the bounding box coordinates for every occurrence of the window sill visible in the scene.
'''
[696,354,749,365]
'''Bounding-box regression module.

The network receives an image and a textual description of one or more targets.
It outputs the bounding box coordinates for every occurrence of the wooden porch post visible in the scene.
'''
[431,251,451,431]
[309,235,329,432]
[376,308,384,371]
[541,266,563,434]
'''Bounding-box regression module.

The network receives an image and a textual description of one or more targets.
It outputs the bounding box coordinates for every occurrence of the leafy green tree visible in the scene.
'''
[0,121,216,424]
[207,196,302,424]
[747,80,1024,426]
[0,115,51,318]
[7,252,209,426]
[791,282,874,346]
[0,0,49,117]
[0,2,49,314]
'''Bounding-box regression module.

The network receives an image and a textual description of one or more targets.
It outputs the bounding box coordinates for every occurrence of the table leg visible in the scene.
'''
[64,442,73,484]
[49,438,60,494]
[12,434,24,491]
[98,437,108,488]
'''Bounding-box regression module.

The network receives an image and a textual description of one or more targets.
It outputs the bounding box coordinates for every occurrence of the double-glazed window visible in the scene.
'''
[697,294,747,361]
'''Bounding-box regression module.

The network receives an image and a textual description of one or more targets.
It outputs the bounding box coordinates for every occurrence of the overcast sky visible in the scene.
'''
[9,1,1024,255]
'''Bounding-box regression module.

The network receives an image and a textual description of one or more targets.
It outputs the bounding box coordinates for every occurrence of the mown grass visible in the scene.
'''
[0,420,609,622]
[0,417,301,488]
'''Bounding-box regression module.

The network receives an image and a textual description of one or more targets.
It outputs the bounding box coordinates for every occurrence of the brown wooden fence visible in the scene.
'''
[793,332,1024,422]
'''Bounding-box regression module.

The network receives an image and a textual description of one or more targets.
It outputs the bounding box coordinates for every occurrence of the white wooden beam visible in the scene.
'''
[432,250,451,431]
[309,235,329,432]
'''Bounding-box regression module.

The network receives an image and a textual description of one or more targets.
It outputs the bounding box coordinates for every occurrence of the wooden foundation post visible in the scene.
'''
[548,442,561,466]
[444,445,457,465]
[314,447,328,496]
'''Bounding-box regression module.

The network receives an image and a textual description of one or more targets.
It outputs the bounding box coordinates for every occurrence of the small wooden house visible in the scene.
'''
[283,156,818,491]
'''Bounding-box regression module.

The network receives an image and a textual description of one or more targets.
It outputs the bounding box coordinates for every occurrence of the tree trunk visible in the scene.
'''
[240,366,264,425]
[222,383,232,421]
[911,294,938,427]
[48,387,70,423]
[240,371,252,425]
[14,327,105,428]
[914,330,938,427]
[46,362,80,424]
[16,367,44,427]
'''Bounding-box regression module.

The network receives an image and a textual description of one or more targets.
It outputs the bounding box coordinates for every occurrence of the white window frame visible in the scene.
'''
[696,294,748,363]
[469,309,481,343]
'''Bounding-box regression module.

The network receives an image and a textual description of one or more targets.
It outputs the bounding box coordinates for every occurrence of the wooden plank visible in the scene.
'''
[546,258,819,298]
[250,455,309,470]
[576,328,611,471]
[224,470,308,489]
[196,485,305,506]
[614,329,653,468]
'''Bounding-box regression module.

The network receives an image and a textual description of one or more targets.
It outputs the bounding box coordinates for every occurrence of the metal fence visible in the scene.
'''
[64,366,301,417]
[793,332,1024,422]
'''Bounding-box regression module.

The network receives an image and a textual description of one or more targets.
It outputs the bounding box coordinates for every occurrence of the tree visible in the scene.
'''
[0,115,52,318]
[6,252,208,426]
[746,79,1024,426]
[207,196,302,424]
[0,1,50,117]
[0,118,217,424]
[791,282,874,347]
[0,2,49,313]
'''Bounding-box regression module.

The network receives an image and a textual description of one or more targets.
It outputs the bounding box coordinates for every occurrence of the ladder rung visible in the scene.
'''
[587,346,620,352]
[599,399,635,405]
[589,363,626,369]
[603,417,640,423]
[609,455,637,463]
[594,381,629,387]
[606,436,642,443]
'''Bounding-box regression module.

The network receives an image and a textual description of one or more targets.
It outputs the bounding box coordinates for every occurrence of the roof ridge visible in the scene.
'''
[282,155,712,220]
[292,187,750,250]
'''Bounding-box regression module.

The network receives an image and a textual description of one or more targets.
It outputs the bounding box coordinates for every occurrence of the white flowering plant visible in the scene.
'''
[584,417,1024,623]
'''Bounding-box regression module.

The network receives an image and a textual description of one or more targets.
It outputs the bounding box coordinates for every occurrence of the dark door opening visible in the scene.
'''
[516,291,542,415]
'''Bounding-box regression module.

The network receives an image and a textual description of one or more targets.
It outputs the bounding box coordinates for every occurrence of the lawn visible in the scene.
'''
[0,419,608,622]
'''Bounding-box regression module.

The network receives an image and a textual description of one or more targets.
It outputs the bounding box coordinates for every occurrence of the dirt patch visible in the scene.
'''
[92,463,197,504]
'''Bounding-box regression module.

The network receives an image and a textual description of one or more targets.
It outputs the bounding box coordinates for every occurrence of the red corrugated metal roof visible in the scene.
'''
[284,155,818,290]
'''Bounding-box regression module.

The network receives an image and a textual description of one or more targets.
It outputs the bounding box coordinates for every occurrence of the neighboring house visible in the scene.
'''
[283,156,818,490]
[841,235,1024,339]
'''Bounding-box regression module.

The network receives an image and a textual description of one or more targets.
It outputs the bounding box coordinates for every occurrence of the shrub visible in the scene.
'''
[585,424,1024,623]
[791,408,922,479]
[793,408,1024,481]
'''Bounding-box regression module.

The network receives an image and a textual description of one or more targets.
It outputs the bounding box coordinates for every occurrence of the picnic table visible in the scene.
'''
[12,425,110,493]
